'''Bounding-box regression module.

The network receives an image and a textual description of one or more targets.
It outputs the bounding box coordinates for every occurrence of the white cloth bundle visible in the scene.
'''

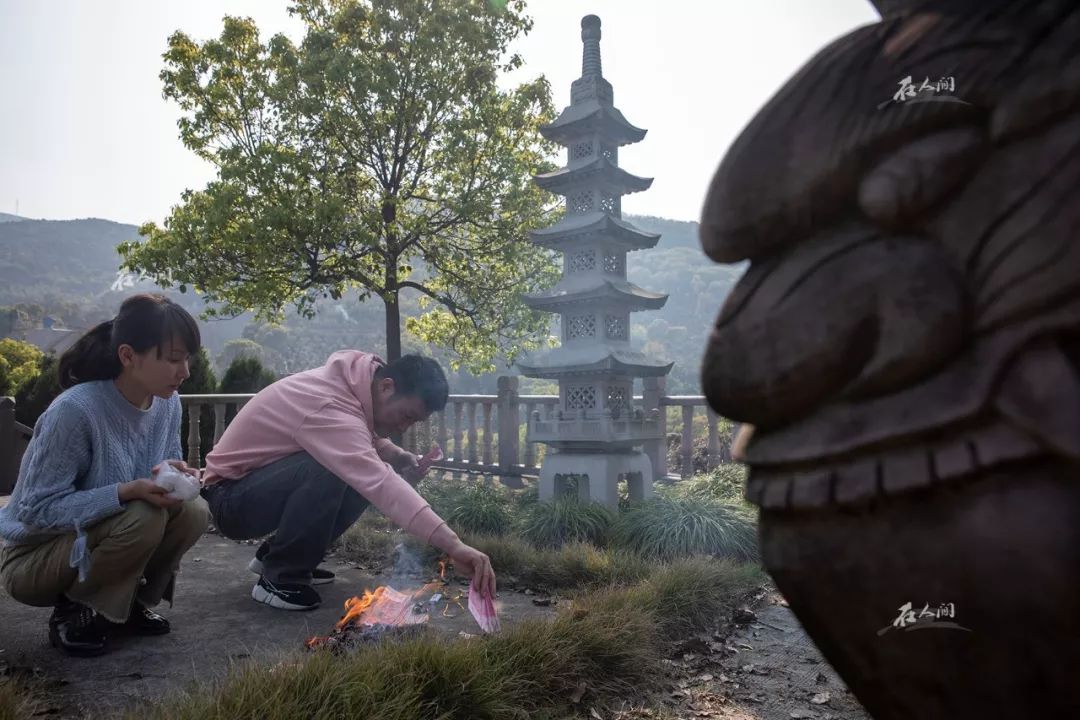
[153,462,201,501]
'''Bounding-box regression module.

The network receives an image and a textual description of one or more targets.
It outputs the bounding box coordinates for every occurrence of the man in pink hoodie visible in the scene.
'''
[200,351,494,611]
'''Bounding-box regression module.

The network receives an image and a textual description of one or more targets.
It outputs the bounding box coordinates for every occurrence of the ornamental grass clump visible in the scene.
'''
[613,495,758,563]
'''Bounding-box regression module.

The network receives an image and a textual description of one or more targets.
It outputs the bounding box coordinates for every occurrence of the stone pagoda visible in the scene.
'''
[517,14,673,508]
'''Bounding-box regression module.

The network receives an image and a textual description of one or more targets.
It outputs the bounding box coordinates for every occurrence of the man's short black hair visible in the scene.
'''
[376,354,449,412]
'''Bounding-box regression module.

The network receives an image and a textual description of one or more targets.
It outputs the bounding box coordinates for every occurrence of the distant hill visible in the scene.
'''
[0,213,743,392]
[0,217,140,303]
[627,215,700,249]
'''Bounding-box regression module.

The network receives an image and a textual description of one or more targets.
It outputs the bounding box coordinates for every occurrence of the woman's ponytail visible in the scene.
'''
[58,319,122,389]
[56,294,200,390]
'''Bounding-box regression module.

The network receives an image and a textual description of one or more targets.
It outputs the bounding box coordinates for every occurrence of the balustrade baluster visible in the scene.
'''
[681,405,694,479]
[453,403,463,461]
[482,402,493,466]
[468,403,479,465]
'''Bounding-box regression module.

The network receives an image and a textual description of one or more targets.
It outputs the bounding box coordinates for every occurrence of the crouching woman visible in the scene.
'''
[0,293,209,656]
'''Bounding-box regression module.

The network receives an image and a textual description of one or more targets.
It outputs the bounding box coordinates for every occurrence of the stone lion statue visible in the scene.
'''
[700,0,1080,716]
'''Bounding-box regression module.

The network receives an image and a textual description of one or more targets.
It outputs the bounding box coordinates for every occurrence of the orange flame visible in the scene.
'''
[306,557,454,647]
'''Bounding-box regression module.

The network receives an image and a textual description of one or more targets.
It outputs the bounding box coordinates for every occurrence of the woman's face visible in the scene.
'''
[121,336,192,399]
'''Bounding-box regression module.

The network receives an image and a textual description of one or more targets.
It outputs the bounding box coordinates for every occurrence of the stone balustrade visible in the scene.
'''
[0,378,734,492]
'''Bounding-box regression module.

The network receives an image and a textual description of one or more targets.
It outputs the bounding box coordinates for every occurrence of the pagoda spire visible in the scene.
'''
[581,15,602,77]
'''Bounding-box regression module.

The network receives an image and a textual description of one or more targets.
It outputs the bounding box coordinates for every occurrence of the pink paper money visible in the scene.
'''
[468,583,500,634]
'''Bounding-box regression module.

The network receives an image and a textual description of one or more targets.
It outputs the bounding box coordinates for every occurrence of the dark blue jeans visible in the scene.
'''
[201,452,368,585]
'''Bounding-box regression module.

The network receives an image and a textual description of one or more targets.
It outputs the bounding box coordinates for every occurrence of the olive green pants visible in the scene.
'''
[0,498,209,623]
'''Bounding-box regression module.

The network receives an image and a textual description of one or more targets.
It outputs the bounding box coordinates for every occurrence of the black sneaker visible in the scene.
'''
[49,600,108,657]
[248,542,335,585]
[123,601,171,636]
[251,576,321,611]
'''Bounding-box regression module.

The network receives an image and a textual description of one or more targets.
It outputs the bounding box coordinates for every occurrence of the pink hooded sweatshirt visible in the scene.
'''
[202,350,446,543]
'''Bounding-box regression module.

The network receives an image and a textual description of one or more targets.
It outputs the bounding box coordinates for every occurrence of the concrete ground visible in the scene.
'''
[0,527,557,719]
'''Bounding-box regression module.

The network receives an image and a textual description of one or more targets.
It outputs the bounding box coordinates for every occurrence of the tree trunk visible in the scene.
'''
[384,294,401,362]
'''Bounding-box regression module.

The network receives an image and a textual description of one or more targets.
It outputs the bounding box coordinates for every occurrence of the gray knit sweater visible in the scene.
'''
[0,380,183,579]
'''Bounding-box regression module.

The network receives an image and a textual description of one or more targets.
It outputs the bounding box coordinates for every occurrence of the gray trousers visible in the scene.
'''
[201,452,368,585]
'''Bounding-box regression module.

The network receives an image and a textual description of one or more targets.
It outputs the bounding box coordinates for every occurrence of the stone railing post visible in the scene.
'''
[1,397,15,494]
[497,376,520,473]
[642,376,667,480]
[186,401,202,468]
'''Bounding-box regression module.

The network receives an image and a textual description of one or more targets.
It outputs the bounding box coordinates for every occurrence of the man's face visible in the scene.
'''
[372,377,431,437]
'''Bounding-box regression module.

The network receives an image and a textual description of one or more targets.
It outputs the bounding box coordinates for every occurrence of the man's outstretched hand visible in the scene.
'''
[400,444,443,486]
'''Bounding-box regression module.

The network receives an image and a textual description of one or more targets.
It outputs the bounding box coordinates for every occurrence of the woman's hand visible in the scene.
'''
[118,478,182,508]
[154,459,201,480]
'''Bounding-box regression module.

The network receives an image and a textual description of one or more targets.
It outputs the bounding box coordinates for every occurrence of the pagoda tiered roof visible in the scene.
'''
[522,275,667,312]
[529,211,660,251]
[534,157,652,196]
[541,100,647,146]
[517,345,674,379]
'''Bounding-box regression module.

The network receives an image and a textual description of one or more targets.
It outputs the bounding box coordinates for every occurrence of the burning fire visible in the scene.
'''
[305,557,466,649]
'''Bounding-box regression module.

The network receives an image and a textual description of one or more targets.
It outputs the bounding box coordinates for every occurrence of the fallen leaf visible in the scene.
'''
[740,664,755,673]
[590,708,603,719]
[733,608,757,624]
[697,674,714,683]
[811,692,831,705]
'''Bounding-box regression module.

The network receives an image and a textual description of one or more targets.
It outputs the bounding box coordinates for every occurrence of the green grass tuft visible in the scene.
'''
[0,675,45,720]
[613,495,758,563]
[519,497,615,549]
[442,480,515,536]
[465,534,652,591]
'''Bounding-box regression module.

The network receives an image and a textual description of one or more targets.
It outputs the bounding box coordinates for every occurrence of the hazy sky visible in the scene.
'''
[0,1,879,226]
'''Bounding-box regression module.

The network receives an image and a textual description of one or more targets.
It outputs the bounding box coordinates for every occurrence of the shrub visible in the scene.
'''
[440,479,514,536]
[219,356,277,423]
[13,353,62,426]
[519,497,615,549]
[612,495,758,562]
[179,347,217,464]
[0,338,43,396]
[658,463,748,504]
